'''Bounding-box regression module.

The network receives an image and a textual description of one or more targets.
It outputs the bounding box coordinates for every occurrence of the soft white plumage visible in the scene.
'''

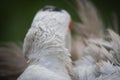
[17,6,72,80]
[72,0,120,80]
[17,1,120,80]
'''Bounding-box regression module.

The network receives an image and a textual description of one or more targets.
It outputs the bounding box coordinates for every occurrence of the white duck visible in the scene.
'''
[17,6,72,80]
[17,1,120,80]
[72,0,120,80]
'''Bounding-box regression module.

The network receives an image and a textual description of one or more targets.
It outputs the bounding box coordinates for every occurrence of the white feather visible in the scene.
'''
[72,0,120,80]
[17,6,72,80]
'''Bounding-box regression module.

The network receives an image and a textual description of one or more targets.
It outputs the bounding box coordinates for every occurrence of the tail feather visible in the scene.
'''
[0,42,27,80]
[108,29,120,65]
[73,0,103,38]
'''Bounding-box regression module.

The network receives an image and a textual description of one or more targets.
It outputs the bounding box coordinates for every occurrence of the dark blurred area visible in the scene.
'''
[0,0,120,42]
[0,43,27,80]
[92,0,120,33]
[0,0,79,42]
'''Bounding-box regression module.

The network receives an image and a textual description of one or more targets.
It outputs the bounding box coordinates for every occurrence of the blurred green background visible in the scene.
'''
[0,0,120,42]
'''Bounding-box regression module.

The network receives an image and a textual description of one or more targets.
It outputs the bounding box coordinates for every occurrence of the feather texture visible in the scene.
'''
[0,42,27,80]
[72,0,120,80]
[17,6,72,80]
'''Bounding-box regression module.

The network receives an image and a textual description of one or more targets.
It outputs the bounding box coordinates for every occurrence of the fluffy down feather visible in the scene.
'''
[72,0,120,80]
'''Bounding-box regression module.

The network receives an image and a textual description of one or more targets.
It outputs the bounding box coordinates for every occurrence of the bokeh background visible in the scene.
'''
[0,0,120,42]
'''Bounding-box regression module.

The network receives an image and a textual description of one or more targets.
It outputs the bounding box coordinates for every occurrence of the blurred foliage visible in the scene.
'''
[0,0,120,42]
